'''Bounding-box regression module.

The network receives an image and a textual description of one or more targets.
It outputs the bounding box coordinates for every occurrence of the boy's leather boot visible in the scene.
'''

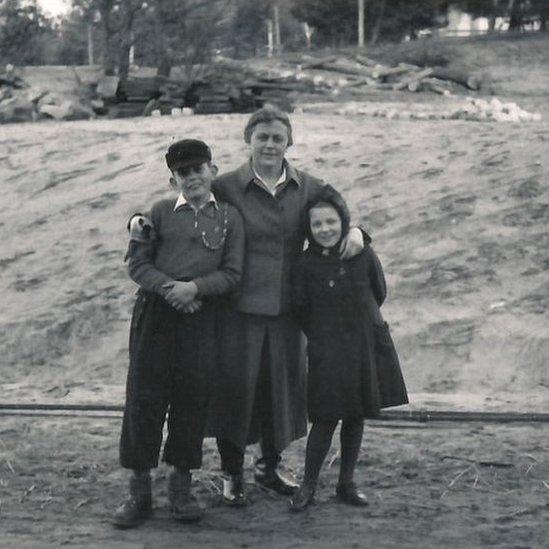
[168,469,204,522]
[112,471,153,529]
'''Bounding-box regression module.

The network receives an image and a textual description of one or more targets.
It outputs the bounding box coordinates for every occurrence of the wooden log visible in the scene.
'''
[314,59,379,78]
[430,67,480,90]
[193,101,234,114]
[407,80,422,92]
[397,62,421,71]
[371,64,412,80]
[342,76,380,88]
[352,53,379,67]
[242,80,309,92]
[422,78,451,95]
[193,93,232,102]
[369,82,396,90]
[110,102,149,118]
[392,68,433,91]
[300,55,340,70]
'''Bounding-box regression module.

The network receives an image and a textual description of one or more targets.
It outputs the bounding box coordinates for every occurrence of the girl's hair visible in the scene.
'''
[303,185,351,247]
[243,104,294,146]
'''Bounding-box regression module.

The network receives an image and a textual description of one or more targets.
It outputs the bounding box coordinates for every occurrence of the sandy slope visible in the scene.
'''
[1,107,547,411]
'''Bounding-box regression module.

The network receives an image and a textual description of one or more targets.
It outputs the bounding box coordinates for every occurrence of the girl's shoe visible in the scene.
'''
[289,484,315,512]
[335,482,368,507]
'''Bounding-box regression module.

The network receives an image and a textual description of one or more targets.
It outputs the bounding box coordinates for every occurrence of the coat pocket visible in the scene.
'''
[373,322,409,408]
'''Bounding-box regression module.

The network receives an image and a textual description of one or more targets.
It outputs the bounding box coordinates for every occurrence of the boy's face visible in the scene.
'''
[171,162,217,205]
[309,205,342,249]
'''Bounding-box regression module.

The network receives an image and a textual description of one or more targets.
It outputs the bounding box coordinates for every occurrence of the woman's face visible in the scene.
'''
[309,205,342,249]
[249,120,289,172]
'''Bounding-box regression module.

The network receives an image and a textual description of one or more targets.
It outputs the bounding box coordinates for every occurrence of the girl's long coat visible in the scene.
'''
[292,244,408,421]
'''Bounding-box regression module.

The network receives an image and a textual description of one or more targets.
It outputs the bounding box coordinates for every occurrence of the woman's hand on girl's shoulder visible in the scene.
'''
[339,227,364,259]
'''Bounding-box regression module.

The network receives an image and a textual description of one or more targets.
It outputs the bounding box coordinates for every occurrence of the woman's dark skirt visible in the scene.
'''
[210,310,308,452]
[119,290,216,471]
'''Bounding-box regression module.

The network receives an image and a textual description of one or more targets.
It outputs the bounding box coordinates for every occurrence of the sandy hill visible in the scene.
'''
[2,109,547,411]
[1,35,548,411]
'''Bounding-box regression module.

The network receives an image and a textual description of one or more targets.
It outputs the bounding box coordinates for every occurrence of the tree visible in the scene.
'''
[55,9,92,65]
[291,0,357,47]
[0,0,56,65]
[117,0,144,79]
[291,0,448,46]
[457,0,549,32]
[224,0,270,57]
[131,0,230,77]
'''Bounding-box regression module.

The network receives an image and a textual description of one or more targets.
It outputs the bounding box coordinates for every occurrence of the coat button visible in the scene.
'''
[328,280,335,288]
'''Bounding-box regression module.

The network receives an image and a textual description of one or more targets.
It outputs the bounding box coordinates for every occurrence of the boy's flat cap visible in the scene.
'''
[166,139,212,170]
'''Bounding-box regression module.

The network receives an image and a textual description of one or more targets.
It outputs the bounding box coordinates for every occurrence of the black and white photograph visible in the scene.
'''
[0,0,548,547]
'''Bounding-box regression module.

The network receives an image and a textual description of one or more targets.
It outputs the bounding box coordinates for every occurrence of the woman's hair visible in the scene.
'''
[303,185,351,246]
[243,104,294,146]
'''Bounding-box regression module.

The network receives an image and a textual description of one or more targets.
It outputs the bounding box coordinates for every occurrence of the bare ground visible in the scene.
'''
[0,416,548,548]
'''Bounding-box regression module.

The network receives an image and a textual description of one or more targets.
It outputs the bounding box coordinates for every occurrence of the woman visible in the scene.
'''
[210,105,365,506]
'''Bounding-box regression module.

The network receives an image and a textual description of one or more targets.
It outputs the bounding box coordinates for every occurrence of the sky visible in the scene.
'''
[38,0,70,17]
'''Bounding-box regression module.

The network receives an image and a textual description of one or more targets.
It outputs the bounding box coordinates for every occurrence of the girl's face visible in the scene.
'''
[249,120,289,172]
[309,205,342,249]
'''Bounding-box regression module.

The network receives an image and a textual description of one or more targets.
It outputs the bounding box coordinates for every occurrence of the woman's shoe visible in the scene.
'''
[289,484,315,512]
[335,482,368,507]
[254,464,299,496]
[222,473,248,507]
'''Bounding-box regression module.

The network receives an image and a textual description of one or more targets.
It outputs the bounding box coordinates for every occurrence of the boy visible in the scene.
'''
[113,139,245,529]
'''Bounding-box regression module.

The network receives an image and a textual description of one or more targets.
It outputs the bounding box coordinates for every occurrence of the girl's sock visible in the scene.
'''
[302,420,338,488]
[338,418,364,486]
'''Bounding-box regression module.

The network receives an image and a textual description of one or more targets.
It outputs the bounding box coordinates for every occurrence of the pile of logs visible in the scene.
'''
[94,71,301,116]
[284,53,481,96]
[94,75,188,118]
[184,62,304,114]
[91,53,486,118]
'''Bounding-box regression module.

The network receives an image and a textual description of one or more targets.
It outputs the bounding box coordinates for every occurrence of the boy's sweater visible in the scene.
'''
[127,197,245,297]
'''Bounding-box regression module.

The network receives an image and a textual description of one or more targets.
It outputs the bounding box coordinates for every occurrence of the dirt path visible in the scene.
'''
[0,416,547,548]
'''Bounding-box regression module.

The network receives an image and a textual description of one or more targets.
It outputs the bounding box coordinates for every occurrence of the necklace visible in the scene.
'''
[198,203,228,251]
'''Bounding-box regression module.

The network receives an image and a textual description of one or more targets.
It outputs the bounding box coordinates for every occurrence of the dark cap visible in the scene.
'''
[165,139,212,171]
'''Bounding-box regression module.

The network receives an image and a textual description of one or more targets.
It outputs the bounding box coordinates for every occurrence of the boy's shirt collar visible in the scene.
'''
[174,192,217,212]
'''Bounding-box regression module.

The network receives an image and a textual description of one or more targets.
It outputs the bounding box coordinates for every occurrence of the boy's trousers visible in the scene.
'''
[120,290,216,471]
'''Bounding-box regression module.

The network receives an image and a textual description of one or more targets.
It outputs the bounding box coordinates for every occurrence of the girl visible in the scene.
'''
[290,186,408,511]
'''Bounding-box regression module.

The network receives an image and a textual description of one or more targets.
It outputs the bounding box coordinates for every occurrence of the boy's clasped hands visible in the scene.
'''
[162,281,202,313]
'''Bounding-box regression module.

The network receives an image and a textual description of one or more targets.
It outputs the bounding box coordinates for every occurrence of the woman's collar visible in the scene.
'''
[238,159,302,188]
